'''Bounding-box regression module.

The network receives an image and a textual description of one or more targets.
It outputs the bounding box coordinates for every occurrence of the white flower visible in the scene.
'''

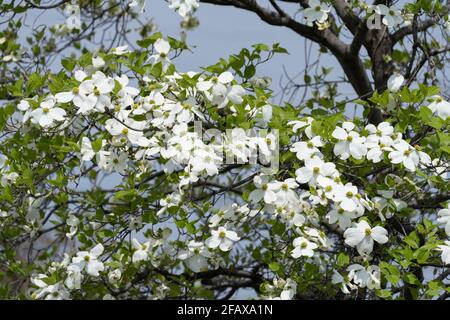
[78,71,114,113]
[332,122,367,160]
[80,137,95,162]
[214,84,246,108]
[206,227,240,251]
[326,206,356,230]
[190,147,221,176]
[437,240,450,265]
[437,203,450,236]
[71,244,105,276]
[178,240,212,272]
[105,118,150,147]
[387,73,404,92]
[347,264,381,289]
[65,264,83,290]
[388,140,430,172]
[110,45,130,55]
[332,270,356,294]
[31,278,70,300]
[334,183,364,213]
[249,174,277,204]
[55,70,95,112]
[92,56,105,69]
[132,238,154,262]
[129,0,145,13]
[426,95,450,120]
[288,117,314,138]
[291,237,318,258]
[30,95,66,127]
[115,74,140,107]
[108,269,122,284]
[151,38,171,67]
[18,99,30,111]
[169,0,199,17]
[344,220,388,256]
[304,0,331,25]
[295,157,337,186]
[376,5,403,27]
[279,280,297,300]
[290,136,323,160]
[268,178,299,205]
[197,71,233,93]
[66,214,79,238]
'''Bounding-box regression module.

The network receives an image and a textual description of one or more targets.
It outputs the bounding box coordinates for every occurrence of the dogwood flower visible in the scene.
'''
[344,221,388,256]
[387,73,404,92]
[388,140,431,171]
[376,4,403,27]
[197,71,233,93]
[105,118,150,147]
[326,206,357,230]
[332,122,367,160]
[80,137,95,162]
[295,157,337,186]
[290,136,323,160]
[332,270,356,294]
[78,71,114,113]
[169,0,199,17]
[206,227,240,251]
[110,45,130,55]
[426,95,450,120]
[71,244,105,276]
[178,240,212,272]
[437,204,450,236]
[268,178,299,205]
[151,38,171,67]
[30,95,66,127]
[437,241,450,265]
[347,264,381,289]
[249,174,277,204]
[304,0,331,25]
[129,0,145,13]
[291,237,318,258]
[132,238,154,262]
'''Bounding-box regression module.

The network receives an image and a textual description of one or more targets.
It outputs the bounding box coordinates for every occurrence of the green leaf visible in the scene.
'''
[336,253,349,267]
[268,262,280,272]
[244,65,256,79]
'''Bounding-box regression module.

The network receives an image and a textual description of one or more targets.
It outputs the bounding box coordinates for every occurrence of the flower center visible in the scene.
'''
[122,128,129,135]
[219,231,226,238]
[300,242,308,249]
[73,87,79,94]
[313,167,320,174]
[403,149,411,156]
[42,107,50,113]
[346,191,353,198]
[84,255,90,262]
[365,228,372,236]
[281,183,289,191]
[346,135,353,142]
[307,141,314,148]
